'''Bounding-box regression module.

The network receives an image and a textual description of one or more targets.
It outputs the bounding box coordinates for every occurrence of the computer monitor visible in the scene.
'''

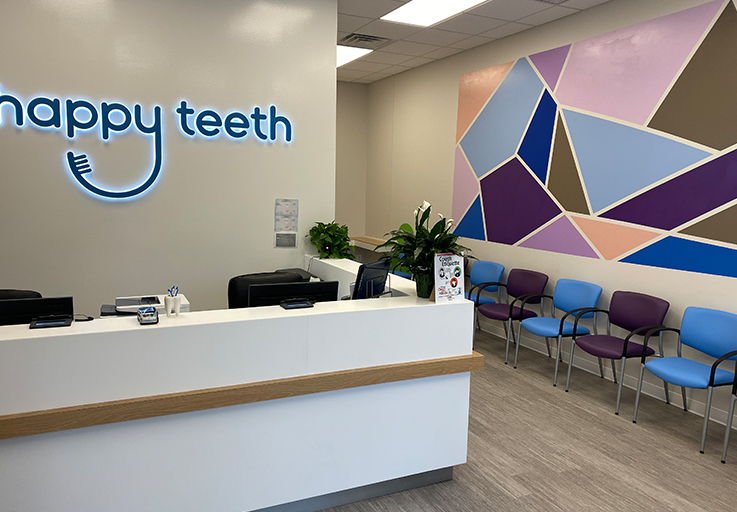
[247,281,339,308]
[352,259,391,300]
[0,296,74,326]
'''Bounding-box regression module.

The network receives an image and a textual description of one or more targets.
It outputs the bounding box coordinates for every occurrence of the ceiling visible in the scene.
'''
[337,0,611,84]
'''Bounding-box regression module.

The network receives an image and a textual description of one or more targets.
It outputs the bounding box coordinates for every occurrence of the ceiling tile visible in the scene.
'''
[480,22,532,39]
[404,28,470,46]
[337,68,371,80]
[401,56,435,68]
[337,31,350,43]
[450,35,494,50]
[357,19,424,39]
[382,65,411,75]
[434,13,507,35]
[381,40,441,56]
[338,14,372,33]
[470,0,550,21]
[517,6,578,26]
[337,0,407,18]
[424,47,463,60]
[341,60,392,73]
[563,0,611,8]
[360,72,391,83]
[359,51,414,65]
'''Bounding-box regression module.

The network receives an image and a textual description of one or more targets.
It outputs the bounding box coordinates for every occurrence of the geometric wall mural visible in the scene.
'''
[453,0,737,279]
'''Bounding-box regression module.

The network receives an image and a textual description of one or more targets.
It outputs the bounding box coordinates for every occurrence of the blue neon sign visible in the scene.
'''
[0,88,293,200]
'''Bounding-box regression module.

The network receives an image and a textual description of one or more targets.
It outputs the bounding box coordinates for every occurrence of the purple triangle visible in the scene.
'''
[519,216,599,259]
[529,45,571,91]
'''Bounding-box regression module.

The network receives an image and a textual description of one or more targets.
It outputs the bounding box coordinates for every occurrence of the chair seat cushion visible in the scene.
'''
[466,292,495,305]
[575,335,656,359]
[645,357,734,389]
[477,303,538,321]
[520,317,590,337]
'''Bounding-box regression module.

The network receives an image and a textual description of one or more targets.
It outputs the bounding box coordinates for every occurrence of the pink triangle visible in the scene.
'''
[452,146,480,222]
[529,45,571,91]
[519,216,599,259]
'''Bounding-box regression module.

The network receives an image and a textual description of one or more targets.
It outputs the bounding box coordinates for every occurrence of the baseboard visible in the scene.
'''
[477,318,736,429]
[252,467,453,512]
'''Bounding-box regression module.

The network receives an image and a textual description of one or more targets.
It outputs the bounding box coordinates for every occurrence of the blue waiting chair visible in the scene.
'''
[515,279,603,374]
[465,260,505,307]
[633,307,737,455]
[722,374,737,463]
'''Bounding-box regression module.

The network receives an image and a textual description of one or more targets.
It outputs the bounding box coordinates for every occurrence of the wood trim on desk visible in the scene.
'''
[0,351,484,440]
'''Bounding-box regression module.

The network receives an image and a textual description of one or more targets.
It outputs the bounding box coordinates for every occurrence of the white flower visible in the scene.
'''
[420,200,431,212]
[448,219,454,226]
[414,208,419,217]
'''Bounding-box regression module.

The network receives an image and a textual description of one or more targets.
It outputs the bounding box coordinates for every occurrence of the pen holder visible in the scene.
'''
[165,296,181,317]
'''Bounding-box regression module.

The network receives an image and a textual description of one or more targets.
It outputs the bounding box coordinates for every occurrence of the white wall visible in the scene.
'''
[335,81,367,236]
[347,0,737,421]
[0,0,337,314]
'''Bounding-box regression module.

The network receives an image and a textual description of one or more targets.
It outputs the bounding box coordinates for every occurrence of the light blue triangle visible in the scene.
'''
[460,59,544,178]
[563,110,711,213]
[454,195,485,241]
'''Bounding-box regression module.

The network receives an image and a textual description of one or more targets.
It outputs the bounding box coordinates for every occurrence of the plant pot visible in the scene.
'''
[414,272,434,299]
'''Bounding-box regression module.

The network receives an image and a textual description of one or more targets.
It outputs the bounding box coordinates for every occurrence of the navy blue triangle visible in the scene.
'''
[454,195,485,241]
[518,90,557,184]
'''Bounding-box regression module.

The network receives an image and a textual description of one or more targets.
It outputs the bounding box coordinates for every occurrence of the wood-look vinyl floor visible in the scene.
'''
[324,330,737,512]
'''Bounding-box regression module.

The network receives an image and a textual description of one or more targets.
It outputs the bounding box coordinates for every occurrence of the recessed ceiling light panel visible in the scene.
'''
[337,45,373,67]
[381,0,489,27]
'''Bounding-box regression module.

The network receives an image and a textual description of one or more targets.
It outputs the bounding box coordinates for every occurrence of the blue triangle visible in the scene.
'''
[519,90,557,184]
[454,195,485,241]
[563,110,711,213]
[622,236,737,278]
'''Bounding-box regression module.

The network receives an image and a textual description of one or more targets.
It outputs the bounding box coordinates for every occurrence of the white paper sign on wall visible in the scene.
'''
[434,253,464,304]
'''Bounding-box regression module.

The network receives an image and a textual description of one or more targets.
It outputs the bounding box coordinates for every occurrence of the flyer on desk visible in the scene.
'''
[434,253,464,303]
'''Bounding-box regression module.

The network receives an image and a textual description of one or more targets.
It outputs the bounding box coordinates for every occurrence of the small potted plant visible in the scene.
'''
[307,221,355,259]
[377,201,471,299]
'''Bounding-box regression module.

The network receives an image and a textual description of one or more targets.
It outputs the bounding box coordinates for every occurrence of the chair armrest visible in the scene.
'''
[471,281,506,307]
[568,308,609,339]
[512,293,553,319]
[640,326,680,363]
[622,324,666,358]
[709,350,737,387]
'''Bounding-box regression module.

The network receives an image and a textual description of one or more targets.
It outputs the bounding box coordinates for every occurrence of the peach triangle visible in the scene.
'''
[456,61,515,143]
[572,216,660,260]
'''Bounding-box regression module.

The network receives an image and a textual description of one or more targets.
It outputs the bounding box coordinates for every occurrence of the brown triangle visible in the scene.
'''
[548,115,589,215]
[649,3,737,150]
[681,204,737,245]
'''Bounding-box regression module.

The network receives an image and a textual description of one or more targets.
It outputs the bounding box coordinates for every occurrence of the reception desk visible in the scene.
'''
[0,258,480,512]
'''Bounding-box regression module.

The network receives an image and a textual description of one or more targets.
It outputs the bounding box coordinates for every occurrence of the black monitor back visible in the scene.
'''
[352,259,391,300]
[248,281,339,308]
[228,271,304,309]
[0,296,73,326]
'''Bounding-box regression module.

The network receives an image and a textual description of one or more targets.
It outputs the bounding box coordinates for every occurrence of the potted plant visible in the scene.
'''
[377,201,471,299]
[307,221,355,259]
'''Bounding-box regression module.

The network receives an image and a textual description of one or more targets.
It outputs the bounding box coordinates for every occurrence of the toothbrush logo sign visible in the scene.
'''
[0,89,292,200]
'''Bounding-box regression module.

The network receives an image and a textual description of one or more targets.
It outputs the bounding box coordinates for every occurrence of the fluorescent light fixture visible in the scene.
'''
[337,45,373,67]
[381,0,488,27]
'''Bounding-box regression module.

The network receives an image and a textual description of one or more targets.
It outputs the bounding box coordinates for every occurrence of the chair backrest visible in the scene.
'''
[609,291,670,333]
[469,260,505,292]
[0,289,42,300]
[506,269,548,303]
[681,307,737,359]
[228,272,303,309]
[552,279,602,317]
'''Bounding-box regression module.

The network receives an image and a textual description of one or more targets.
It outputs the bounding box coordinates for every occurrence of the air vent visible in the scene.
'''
[339,33,392,50]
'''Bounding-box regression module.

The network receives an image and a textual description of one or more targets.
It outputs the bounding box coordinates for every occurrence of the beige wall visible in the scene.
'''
[335,82,367,236]
[341,0,737,420]
[0,0,337,314]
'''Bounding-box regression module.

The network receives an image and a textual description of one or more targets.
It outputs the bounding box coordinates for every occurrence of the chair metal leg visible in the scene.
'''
[502,321,508,338]
[611,359,618,384]
[701,387,714,454]
[545,337,551,358]
[598,358,604,378]
[514,322,522,369]
[633,364,646,423]
[565,341,576,392]
[615,357,626,415]
[663,382,670,405]
[682,386,688,412]
[553,335,563,387]
[504,319,512,365]
[722,394,737,463]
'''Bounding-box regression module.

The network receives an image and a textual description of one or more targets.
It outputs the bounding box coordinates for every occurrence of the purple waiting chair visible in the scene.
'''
[475,269,549,365]
[566,291,670,415]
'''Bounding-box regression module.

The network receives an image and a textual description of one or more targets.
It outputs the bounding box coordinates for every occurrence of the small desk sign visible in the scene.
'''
[434,253,464,303]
